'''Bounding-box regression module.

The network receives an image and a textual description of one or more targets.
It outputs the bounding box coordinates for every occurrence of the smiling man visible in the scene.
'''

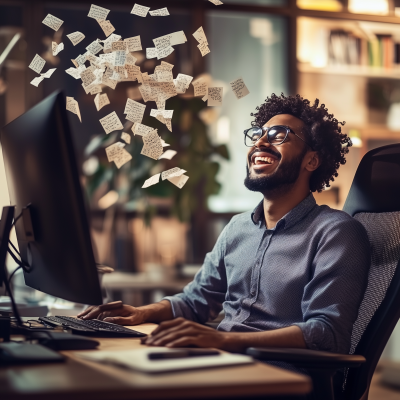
[79,93,371,356]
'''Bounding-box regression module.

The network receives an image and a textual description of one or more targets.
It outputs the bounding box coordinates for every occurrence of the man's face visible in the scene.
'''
[244,114,309,194]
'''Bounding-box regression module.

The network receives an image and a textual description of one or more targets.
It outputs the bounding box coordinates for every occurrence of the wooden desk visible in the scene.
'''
[1,324,311,400]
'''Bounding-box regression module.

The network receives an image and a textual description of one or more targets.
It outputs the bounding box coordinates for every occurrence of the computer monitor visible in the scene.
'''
[0,91,103,305]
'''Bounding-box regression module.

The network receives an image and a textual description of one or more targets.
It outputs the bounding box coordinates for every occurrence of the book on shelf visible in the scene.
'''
[325,30,400,69]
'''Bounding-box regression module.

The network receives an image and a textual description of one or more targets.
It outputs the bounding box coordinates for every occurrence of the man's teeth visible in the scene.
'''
[254,156,275,165]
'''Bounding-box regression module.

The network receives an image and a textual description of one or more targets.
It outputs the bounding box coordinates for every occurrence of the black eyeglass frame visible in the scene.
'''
[243,125,314,150]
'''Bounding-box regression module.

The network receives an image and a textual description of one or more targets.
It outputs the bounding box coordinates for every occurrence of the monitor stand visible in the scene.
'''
[0,206,23,326]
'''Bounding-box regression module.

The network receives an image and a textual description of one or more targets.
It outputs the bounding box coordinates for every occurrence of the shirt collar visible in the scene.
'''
[251,193,317,230]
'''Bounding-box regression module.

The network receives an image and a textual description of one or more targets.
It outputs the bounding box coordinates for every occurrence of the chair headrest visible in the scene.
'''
[343,144,400,217]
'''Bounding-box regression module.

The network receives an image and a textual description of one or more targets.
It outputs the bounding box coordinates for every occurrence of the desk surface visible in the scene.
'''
[1,324,311,400]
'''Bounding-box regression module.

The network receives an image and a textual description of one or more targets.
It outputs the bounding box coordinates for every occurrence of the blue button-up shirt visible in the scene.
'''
[165,194,371,354]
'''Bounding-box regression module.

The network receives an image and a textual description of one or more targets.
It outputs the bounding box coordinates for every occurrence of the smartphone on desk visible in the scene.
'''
[148,349,220,360]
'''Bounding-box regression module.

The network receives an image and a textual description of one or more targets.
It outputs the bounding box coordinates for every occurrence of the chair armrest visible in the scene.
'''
[246,347,366,369]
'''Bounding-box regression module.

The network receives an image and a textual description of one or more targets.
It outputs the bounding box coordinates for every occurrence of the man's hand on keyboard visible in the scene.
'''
[78,302,144,325]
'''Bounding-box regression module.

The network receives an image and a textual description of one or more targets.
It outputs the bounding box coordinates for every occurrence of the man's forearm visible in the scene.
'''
[138,300,174,323]
[221,325,306,353]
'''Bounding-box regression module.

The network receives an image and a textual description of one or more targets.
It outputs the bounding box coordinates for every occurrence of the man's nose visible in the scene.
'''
[253,133,271,148]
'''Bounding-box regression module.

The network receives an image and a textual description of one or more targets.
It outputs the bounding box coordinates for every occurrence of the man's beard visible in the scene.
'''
[244,147,307,195]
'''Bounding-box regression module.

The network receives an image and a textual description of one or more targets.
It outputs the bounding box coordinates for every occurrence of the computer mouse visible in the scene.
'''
[31,331,100,351]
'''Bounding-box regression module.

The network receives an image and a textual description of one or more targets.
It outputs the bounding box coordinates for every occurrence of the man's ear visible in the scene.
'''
[305,151,321,172]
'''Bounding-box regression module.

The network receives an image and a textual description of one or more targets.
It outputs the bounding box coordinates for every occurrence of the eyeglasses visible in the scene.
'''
[243,125,313,150]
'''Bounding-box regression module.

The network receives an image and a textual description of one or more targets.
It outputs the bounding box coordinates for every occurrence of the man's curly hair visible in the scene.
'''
[251,93,352,192]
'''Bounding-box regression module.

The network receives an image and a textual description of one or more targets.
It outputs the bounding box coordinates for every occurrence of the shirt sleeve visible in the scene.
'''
[292,218,371,354]
[163,221,230,324]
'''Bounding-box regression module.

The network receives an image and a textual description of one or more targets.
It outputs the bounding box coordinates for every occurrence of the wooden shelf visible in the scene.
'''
[298,63,400,79]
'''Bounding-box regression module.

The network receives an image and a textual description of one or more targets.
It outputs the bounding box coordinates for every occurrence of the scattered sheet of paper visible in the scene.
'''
[150,109,174,119]
[67,31,85,46]
[88,4,110,20]
[30,76,45,87]
[149,8,169,16]
[142,173,160,188]
[209,0,224,4]
[193,80,208,97]
[42,14,64,31]
[132,122,154,136]
[105,142,125,161]
[153,31,186,51]
[168,174,189,189]
[161,167,186,181]
[141,129,163,160]
[65,67,81,79]
[131,4,150,17]
[114,148,132,168]
[66,96,82,122]
[124,99,146,123]
[158,150,177,160]
[52,42,64,56]
[112,41,126,51]
[197,42,210,57]
[121,132,131,144]
[80,68,97,87]
[99,111,123,134]
[97,20,115,37]
[157,46,174,60]
[125,36,142,52]
[113,51,126,66]
[40,68,56,78]
[230,77,250,99]
[29,54,46,74]
[90,84,102,95]
[86,40,103,55]
[146,48,157,59]
[94,93,110,111]
[193,27,208,44]
[208,87,223,106]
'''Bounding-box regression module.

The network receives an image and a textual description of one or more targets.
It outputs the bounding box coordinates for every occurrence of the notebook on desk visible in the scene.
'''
[77,347,254,373]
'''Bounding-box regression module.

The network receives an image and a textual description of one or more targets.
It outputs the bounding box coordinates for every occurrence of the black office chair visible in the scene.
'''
[247,143,400,400]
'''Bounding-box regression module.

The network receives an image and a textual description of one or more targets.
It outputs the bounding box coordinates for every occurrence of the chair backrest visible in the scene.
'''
[342,143,400,400]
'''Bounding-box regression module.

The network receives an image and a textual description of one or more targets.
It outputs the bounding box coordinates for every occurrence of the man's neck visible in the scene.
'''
[262,184,311,229]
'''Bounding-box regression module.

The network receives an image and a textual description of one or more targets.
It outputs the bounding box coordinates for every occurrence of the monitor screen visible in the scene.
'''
[0,91,102,305]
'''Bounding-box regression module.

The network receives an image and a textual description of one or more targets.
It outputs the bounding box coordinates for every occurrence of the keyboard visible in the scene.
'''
[39,316,146,338]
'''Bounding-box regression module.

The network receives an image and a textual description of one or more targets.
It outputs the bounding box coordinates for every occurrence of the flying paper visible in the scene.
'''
[86,40,103,55]
[94,93,110,111]
[121,132,131,144]
[29,54,46,74]
[124,99,146,123]
[99,111,123,134]
[197,42,211,57]
[66,96,82,122]
[132,122,155,136]
[88,4,110,20]
[125,36,142,52]
[67,31,85,46]
[30,76,45,87]
[40,68,57,78]
[208,87,223,106]
[81,68,97,87]
[158,150,177,160]
[141,129,163,160]
[149,8,170,16]
[131,4,150,17]
[209,0,224,4]
[142,173,160,188]
[52,42,64,56]
[42,14,64,31]
[161,167,186,181]
[168,174,189,189]
[97,20,115,37]
[230,77,250,99]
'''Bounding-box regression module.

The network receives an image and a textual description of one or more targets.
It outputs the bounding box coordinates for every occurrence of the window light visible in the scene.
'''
[348,0,389,15]
[297,0,342,12]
